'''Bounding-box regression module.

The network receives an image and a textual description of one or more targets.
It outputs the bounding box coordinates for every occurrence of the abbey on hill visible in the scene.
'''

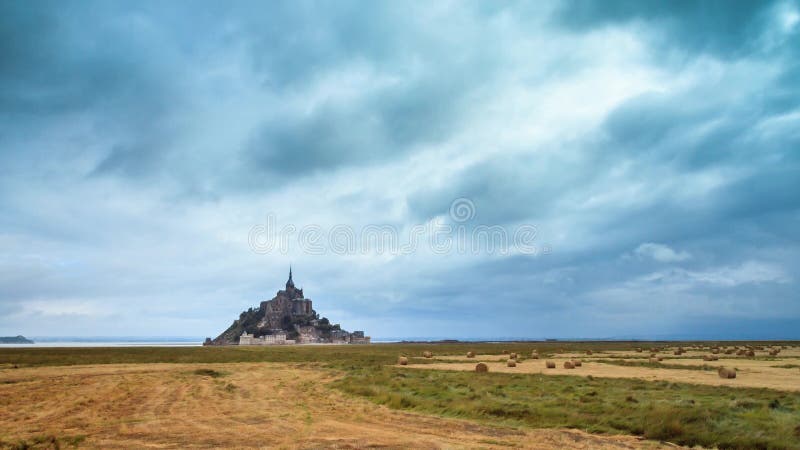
[204,268,369,345]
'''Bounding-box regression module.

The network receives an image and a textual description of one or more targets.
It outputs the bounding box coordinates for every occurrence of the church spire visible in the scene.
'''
[286,265,295,289]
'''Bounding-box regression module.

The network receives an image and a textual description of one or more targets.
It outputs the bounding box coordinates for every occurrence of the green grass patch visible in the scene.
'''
[1,341,795,369]
[192,368,227,378]
[0,434,86,449]
[332,366,800,449]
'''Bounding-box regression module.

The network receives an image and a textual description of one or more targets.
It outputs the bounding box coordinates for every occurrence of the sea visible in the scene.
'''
[1,336,549,347]
[0,337,204,348]
[1,335,794,348]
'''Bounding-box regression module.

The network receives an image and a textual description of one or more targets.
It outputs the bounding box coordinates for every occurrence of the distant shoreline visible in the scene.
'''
[2,337,799,348]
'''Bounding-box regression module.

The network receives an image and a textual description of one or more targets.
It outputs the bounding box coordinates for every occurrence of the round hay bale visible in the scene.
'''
[586,350,593,355]
[718,367,737,379]
[502,350,509,354]
[546,361,556,369]
[703,355,713,361]
[564,361,575,369]
[572,360,582,367]
[711,348,720,354]
[650,353,657,358]
[398,356,408,365]
[475,362,489,372]
[530,351,539,359]
[507,360,517,367]
[635,347,643,353]
[657,357,663,361]
[422,351,433,358]
[746,350,755,357]
[509,352,518,360]
[467,351,475,358]
[649,357,659,363]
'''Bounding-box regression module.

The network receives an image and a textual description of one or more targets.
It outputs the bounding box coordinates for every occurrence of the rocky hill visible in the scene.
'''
[206,307,341,345]
[205,269,366,345]
[0,335,34,344]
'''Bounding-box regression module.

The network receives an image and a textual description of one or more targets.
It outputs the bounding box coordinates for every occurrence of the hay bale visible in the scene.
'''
[746,350,755,357]
[475,362,489,372]
[507,360,517,367]
[564,361,575,369]
[509,352,518,360]
[467,351,475,358]
[422,351,433,358]
[572,360,582,367]
[718,367,737,379]
[502,350,509,354]
[650,353,657,358]
[635,347,643,353]
[586,350,593,355]
[530,351,539,359]
[398,356,408,365]
[546,361,556,369]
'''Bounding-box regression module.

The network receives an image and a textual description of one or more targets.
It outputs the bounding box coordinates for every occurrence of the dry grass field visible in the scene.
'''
[1,342,799,449]
[0,362,668,449]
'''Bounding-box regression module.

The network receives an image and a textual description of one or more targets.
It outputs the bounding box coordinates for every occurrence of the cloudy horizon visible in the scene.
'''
[1,0,798,340]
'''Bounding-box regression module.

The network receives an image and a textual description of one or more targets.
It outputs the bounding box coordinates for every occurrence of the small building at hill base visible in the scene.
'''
[238,331,295,345]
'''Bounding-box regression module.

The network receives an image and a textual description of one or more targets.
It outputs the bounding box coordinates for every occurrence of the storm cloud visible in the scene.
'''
[1,0,798,339]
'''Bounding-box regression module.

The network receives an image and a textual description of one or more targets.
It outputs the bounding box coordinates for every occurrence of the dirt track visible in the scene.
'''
[0,363,674,449]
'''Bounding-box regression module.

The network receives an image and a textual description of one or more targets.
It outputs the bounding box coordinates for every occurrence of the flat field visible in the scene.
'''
[1,341,799,449]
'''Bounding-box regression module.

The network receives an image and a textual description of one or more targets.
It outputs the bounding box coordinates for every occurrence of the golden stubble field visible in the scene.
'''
[0,362,672,449]
[413,349,800,391]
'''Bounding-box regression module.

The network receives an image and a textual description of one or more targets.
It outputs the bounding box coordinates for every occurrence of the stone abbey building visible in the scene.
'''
[204,268,369,345]
[261,267,314,330]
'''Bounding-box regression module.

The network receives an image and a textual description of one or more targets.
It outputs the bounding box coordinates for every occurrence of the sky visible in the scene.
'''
[1,0,799,340]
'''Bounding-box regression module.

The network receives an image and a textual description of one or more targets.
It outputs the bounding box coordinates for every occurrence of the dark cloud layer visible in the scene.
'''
[0,0,798,338]
[555,0,779,58]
